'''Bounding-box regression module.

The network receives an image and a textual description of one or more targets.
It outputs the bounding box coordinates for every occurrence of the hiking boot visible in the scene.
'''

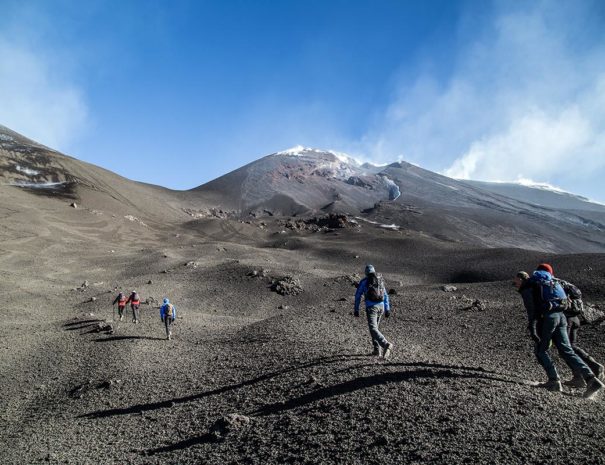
[563,375,587,388]
[537,379,562,392]
[383,343,394,360]
[119,315,123,321]
[372,347,381,357]
[167,334,171,340]
[584,377,605,399]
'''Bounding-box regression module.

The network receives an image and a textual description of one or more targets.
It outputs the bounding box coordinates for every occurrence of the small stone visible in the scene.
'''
[148,280,152,284]
[89,297,96,302]
[388,288,398,295]
[70,202,77,208]
[210,414,251,439]
[441,285,457,292]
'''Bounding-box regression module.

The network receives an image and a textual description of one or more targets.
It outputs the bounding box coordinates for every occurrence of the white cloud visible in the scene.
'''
[0,36,87,150]
[359,1,605,198]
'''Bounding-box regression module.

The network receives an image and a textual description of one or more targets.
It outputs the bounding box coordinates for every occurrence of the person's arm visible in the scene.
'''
[160,305,165,320]
[354,280,366,316]
[112,295,119,305]
[520,287,540,343]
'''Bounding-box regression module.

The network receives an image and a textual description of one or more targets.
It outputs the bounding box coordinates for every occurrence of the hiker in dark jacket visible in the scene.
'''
[112,291,127,321]
[126,290,141,324]
[514,269,604,398]
[536,263,604,387]
[354,264,393,359]
[160,298,177,340]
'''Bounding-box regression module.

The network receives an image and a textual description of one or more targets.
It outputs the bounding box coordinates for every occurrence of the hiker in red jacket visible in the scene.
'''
[126,290,141,324]
[112,291,127,321]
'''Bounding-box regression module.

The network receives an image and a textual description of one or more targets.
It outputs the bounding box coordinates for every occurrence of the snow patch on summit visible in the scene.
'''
[276,146,362,166]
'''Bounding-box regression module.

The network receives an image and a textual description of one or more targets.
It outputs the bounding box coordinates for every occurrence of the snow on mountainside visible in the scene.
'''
[464,179,605,213]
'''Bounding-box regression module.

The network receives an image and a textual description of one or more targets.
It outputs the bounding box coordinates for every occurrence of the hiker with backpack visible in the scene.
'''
[513,267,604,398]
[160,298,177,340]
[536,263,604,387]
[126,290,141,324]
[112,291,127,321]
[354,264,394,359]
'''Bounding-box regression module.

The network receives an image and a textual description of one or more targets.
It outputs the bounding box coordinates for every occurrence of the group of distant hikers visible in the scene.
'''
[354,262,604,399]
[108,262,603,398]
[111,290,177,340]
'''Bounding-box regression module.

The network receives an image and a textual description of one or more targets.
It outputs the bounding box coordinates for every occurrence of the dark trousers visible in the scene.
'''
[535,312,593,381]
[117,305,125,318]
[566,315,602,376]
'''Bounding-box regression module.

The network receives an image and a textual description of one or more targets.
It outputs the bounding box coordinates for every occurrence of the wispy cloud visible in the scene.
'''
[360,1,605,192]
[0,33,87,151]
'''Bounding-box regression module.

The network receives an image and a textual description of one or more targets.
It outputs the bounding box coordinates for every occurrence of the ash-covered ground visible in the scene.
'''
[1,196,604,465]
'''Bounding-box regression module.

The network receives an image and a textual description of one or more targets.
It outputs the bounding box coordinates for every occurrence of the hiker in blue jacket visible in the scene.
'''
[514,267,604,398]
[354,264,393,359]
[160,298,177,340]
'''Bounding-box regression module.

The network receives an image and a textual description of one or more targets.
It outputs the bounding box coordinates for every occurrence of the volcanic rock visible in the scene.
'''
[210,414,251,440]
[270,276,303,295]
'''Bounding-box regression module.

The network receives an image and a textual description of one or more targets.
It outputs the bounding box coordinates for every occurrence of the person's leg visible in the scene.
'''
[535,313,560,381]
[165,317,171,339]
[118,305,124,320]
[553,314,594,380]
[366,304,388,349]
[566,316,604,377]
[134,305,140,323]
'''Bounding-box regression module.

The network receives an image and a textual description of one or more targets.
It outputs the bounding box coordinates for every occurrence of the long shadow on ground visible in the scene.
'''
[145,362,524,456]
[93,336,166,342]
[81,354,369,419]
[252,364,521,417]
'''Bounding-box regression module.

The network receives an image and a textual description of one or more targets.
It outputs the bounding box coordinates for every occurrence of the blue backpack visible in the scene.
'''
[532,270,569,312]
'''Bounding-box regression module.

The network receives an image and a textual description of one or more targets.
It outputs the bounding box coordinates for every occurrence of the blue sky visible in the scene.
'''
[1,0,605,202]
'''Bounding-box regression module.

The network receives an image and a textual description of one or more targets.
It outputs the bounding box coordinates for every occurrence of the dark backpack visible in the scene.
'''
[557,279,583,317]
[366,274,385,302]
[164,303,174,319]
[532,271,568,313]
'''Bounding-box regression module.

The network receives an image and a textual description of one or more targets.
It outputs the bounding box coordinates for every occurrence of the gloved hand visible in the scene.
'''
[531,334,540,345]
[354,311,359,317]
[384,312,390,318]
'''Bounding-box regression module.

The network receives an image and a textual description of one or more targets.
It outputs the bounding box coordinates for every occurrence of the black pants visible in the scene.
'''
[566,315,601,375]
[117,305,125,318]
